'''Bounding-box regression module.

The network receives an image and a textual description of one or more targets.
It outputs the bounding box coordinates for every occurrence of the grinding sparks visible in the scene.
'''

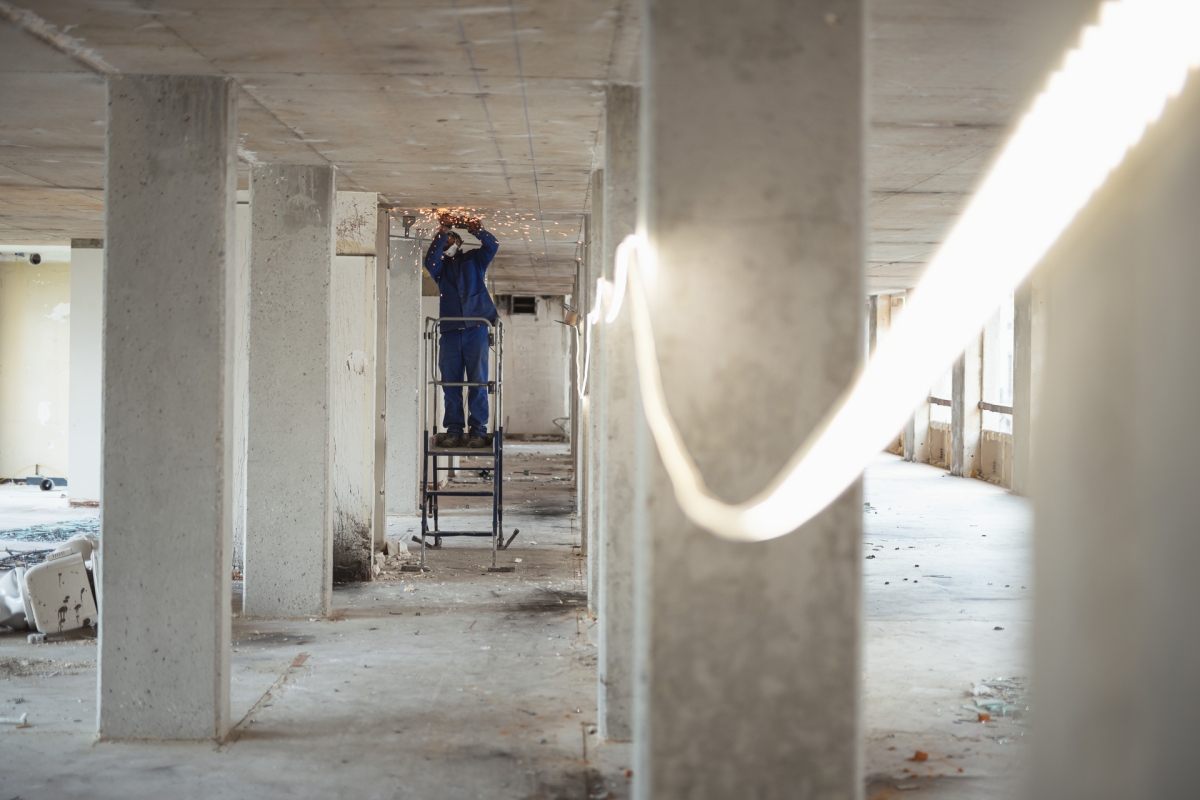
[596,0,1200,543]
[393,206,581,293]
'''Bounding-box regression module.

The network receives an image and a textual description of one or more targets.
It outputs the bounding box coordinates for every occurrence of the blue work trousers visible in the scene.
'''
[439,325,490,437]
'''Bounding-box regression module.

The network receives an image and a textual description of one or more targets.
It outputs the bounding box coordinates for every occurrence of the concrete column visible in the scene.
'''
[68,238,103,505]
[950,333,983,478]
[586,168,605,617]
[569,266,581,517]
[373,209,389,550]
[245,164,335,618]
[1033,75,1200,800]
[903,401,931,464]
[867,295,878,354]
[99,75,236,740]
[634,1,863,796]
[875,296,903,455]
[868,293,892,356]
[332,191,378,582]
[386,233,423,517]
[232,195,250,573]
[598,84,639,742]
[1011,271,1045,497]
[578,214,591,555]
[899,291,930,463]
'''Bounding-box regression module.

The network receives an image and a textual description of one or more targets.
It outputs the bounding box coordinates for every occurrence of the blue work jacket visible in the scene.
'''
[424,229,500,332]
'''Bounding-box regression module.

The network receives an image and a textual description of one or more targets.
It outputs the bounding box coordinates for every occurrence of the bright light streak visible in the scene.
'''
[576,276,609,398]
[604,236,636,323]
[596,0,1200,542]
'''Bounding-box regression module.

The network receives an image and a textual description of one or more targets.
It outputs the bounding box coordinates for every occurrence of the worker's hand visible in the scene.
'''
[466,218,483,235]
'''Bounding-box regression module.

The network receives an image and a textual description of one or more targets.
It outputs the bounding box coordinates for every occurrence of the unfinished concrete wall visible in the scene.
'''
[68,242,102,503]
[0,248,71,483]
[979,430,1012,487]
[929,421,951,468]
[331,191,377,582]
[1033,72,1200,800]
[496,296,570,437]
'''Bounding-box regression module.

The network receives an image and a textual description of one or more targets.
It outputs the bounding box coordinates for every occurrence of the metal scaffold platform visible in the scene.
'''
[411,316,517,572]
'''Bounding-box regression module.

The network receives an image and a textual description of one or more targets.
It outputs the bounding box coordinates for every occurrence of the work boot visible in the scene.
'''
[467,434,489,449]
[435,432,463,448]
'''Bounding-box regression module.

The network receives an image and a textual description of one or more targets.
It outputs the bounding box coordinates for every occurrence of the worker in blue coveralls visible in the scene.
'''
[425,213,500,448]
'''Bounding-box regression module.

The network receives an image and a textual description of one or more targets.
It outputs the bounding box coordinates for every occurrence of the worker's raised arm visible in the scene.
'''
[424,229,449,280]
[467,226,499,272]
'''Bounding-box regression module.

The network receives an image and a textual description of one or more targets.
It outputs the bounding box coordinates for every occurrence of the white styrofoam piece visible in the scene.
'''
[24,552,97,634]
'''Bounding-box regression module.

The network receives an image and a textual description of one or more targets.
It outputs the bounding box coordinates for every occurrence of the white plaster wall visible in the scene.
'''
[0,252,72,482]
[497,296,570,437]
[68,246,103,501]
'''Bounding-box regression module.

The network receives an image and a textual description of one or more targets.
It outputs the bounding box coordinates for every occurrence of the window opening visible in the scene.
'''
[981,292,1015,433]
[929,366,953,426]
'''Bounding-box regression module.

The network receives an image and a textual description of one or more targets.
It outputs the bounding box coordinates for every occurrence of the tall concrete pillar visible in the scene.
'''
[903,401,931,464]
[1011,271,1046,497]
[68,238,103,505]
[386,232,423,517]
[373,209,389,549]
[868,293,892,355]
[99,75,236,740]
[598,84,639,742]
[245,164,336,618]
[867,295,878,354]
[578,214,591,554]
[896,292,930,464]
[1033,75,1200,800]
[332,191,378,581]
[569,266,581,514]
[634,1,863,796]
[232,195,250,573]
[950,333,983,478]
[586,168,605,617]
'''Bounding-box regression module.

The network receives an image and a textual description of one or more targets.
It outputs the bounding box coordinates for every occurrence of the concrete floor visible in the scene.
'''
[0,484,99,529]
[863,454,1032,799]
[0,448,1032,799]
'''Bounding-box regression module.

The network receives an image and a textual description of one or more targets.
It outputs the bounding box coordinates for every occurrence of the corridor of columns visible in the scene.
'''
[2,1,1198,798]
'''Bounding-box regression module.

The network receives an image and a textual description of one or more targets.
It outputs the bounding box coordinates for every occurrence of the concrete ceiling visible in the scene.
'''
[0,0,1100,295]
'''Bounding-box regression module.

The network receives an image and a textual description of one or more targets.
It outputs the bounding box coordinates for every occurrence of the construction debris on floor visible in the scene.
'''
[0,534,99,637]
[0,517,100,545]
